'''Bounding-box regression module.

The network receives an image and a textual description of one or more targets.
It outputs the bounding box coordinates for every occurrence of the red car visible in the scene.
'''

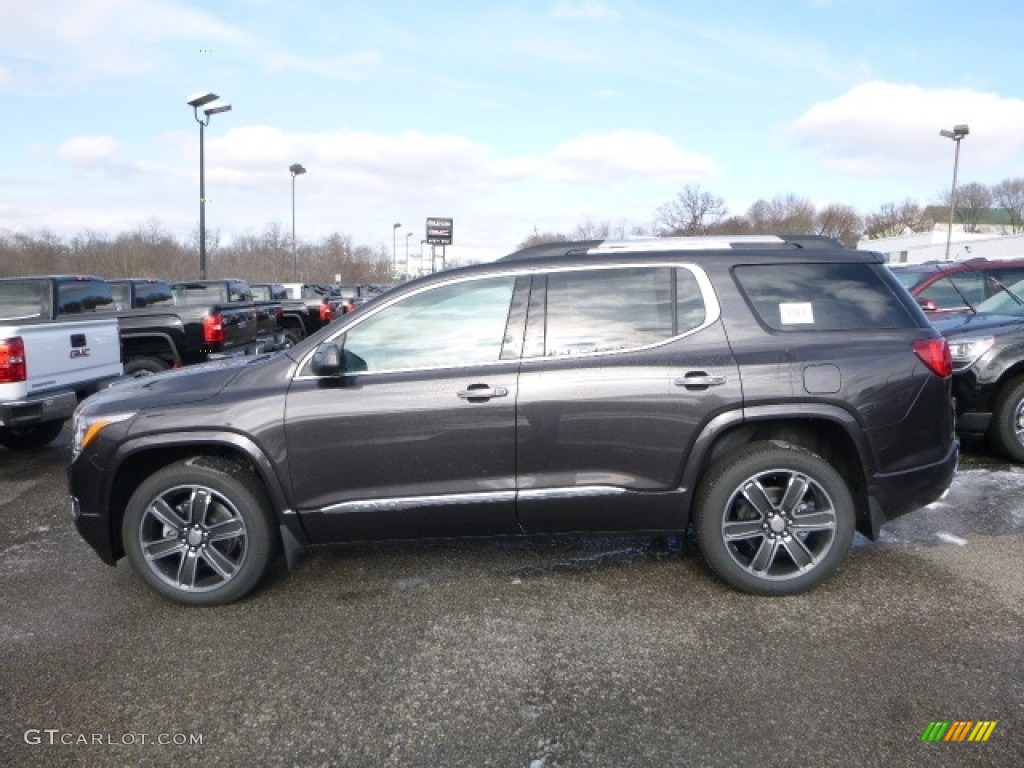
[890,259,1024,316]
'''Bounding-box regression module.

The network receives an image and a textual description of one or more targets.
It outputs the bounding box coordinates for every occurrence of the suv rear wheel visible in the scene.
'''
[122,458,277,606]
[695,442,855,596]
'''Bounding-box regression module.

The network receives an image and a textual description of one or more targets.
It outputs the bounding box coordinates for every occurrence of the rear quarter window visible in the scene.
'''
[734,263,915,331]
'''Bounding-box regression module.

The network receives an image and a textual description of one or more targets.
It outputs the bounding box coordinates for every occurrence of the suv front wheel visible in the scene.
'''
[122,458,277,606]
[695,442,855,596]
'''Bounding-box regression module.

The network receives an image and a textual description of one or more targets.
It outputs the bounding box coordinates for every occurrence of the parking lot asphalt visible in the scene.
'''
[1,431,1021,768]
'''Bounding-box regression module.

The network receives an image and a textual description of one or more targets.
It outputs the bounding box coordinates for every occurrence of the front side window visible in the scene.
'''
[539,267,705,357]
[341,276,516,372]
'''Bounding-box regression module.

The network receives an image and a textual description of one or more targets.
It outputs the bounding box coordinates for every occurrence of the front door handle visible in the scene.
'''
[457,384,509,401]
[674,373,727,390]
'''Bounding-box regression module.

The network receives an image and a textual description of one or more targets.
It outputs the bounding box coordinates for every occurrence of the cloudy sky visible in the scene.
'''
[2,0,1023,265]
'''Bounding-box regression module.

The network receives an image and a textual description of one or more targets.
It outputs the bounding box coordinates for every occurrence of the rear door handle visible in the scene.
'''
[457,384,509,401]
[674,373,727,390]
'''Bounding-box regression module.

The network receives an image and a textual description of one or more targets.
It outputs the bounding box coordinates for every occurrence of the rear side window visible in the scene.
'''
[56,280,115,315]
[135,282,174,308]
[734,263,914,331]
[536,267,706,357]
[0,280,48,321]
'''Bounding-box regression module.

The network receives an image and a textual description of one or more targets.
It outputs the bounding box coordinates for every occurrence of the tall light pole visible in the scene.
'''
[187,92,232,279]
[289,163,307,281]
[940,124,969,261]
[392,222,401,277]
[405,232,413,276]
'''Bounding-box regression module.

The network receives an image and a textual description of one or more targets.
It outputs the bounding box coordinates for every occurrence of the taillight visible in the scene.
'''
[0,337,27,383]
[203,313,225,344]
[319,300,333,323]
[913,337,952,378]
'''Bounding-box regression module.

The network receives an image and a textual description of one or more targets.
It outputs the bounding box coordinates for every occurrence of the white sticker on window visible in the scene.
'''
[779,302,814,325]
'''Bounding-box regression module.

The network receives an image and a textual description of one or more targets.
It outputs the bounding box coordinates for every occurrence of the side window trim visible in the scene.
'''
[521,265,718,361]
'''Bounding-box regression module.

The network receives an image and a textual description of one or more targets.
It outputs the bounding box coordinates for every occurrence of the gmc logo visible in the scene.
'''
[70,348,91,359]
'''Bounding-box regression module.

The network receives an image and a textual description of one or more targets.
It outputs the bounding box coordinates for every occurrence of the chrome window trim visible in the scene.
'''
[294,261,721,380]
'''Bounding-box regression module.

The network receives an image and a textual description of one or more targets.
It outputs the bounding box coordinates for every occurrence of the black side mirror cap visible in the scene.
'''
[310,342,342,376]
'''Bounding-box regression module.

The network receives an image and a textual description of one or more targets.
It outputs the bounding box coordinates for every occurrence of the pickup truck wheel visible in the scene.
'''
[989,376,1024,462]
[122,458,276,606]
[0,421,65,451]
[123,357,170,377]
[694,442,855,596]
[281,330,301,348]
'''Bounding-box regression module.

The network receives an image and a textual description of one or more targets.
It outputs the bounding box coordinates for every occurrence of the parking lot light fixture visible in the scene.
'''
[188,92,232,279]
[940,124,969,261]
[289,163,307,281]
[392,222,401,277]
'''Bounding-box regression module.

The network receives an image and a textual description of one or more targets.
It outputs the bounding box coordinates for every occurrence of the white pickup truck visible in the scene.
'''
[0,277,123,451]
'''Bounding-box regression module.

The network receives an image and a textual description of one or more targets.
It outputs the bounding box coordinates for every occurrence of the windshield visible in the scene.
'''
[888,265,936,290]
[975,277,1024,315]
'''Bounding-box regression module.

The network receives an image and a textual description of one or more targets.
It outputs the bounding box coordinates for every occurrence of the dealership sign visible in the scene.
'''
[426,217,453,245]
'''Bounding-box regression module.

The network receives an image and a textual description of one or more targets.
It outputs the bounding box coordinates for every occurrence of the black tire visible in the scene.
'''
[0,420,66,451]
[281,330,302,348]
[123,357,170,377]
[988,376,1024,463]
[694,442,855,596]
[122,457,277,606]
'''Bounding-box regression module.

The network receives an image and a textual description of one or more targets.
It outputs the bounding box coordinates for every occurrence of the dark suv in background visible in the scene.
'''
[69,235,958,605]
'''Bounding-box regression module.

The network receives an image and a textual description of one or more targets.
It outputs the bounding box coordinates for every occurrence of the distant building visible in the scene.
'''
[858,207,1024,263]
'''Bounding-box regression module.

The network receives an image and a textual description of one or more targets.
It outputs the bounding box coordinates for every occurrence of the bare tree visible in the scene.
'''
[746,194,816,234]
[952,182,994,233]
[515,229,571,251]
[814,203,863,247]
[863,200,933,239]
[992,177,1024,233]
[656,185,727,235]
[707,216,755,236]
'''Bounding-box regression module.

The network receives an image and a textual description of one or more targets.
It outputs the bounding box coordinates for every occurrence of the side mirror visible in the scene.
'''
[917,298,938,312]
[310,342,343,376]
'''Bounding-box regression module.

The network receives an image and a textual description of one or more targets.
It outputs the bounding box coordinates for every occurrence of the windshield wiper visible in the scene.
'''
[983,274,1024,308]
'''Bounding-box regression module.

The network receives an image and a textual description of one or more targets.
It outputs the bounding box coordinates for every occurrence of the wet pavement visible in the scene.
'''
[1,430,1021,767]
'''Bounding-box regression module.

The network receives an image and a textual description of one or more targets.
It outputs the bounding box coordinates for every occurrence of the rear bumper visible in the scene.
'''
[0,389,78,427]
[863,438,959,539]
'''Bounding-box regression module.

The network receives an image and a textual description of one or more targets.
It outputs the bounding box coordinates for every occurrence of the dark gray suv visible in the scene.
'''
[69,235,958,605]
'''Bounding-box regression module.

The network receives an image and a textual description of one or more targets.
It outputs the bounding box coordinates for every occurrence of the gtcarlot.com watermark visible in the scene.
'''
[24,729,203,747]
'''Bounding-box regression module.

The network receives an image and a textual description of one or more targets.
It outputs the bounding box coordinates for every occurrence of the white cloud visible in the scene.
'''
[788,81,1024,177]
[551,1,621,21]
[1,0,246,81]
[58,136,123,169]
[546,130,717,184]
[196,127,713,195]
[266,51,382,80]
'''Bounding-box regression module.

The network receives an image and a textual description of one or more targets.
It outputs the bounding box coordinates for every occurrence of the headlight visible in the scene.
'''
[71,410,135,462]
[946,336,994,371]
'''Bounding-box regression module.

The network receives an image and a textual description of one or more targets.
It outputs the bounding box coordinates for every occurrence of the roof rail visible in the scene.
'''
[589,235,786,252]
[500,234,848,262]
